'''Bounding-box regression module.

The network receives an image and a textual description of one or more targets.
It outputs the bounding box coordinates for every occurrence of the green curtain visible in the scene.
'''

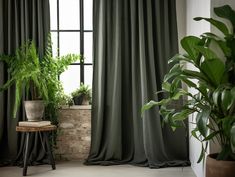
[0,0,50,164]
[86,0,189,168]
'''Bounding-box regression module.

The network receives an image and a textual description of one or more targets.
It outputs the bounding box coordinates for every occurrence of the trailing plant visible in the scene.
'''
[57,92,74,107]
[41,36,80,124]
[142,5,235,162]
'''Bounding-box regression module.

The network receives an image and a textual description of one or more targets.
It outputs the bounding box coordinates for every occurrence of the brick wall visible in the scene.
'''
[55,105,91,161]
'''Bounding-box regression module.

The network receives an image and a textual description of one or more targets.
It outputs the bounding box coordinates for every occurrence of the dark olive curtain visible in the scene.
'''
[0,0,50,164]
[86,0,189,168]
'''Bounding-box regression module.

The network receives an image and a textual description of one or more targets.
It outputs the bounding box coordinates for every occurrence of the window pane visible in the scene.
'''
[84,0,93,30]
[60,65,80,94]
[60,32,80,57]
[84,65,93,88]
[84,32,93,63]
[50,0,57,30]
[51,32,58,57]
[59,0,80,30]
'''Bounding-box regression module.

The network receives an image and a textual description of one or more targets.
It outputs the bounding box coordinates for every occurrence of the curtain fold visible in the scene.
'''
[86,0,190,168]
[0,0,50,164]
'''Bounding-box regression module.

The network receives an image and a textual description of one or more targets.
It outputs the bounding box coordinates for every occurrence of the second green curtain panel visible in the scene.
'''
[86,0,189,167]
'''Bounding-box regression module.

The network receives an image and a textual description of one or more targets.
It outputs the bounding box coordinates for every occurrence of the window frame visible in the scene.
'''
[50,0,93,84]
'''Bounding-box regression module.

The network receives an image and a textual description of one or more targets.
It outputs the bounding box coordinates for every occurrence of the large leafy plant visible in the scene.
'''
[0,37,80,119]
[142,5,235,162]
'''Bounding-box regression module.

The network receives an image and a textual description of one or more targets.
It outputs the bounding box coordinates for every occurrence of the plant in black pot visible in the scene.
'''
[71,83,91,105]
[142,5,235,177]
[0,40,79,121]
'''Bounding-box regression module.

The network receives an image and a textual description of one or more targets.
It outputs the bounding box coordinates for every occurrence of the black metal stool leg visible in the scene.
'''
[44,132,56,170]
[23,132,30,176]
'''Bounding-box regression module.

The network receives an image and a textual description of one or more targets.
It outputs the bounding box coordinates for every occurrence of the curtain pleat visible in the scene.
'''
[86,0,190,168]
[0,0,50,165]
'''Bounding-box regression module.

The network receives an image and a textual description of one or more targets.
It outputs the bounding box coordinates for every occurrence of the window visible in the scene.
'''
[50,0,93,94]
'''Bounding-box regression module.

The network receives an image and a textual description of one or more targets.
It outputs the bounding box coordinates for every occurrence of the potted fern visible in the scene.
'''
[0,40,79,121]
[71,83,91,105]
[142,5,235,177]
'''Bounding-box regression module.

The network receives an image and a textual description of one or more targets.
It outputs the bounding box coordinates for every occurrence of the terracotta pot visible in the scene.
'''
[206,154,235,177]
[24,100,45,121]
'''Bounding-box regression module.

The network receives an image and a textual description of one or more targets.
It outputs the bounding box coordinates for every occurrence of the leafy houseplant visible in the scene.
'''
[0,39,79,121]
[142,4,235,167]
[71,83,91,105]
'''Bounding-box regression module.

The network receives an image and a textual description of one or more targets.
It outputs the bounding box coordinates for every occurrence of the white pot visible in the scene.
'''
[24,100,45,121]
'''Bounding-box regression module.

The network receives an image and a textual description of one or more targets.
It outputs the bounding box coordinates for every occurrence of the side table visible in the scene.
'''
[16,125,57,176]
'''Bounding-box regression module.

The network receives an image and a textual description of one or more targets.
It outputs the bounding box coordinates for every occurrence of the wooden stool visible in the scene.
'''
[16,125,57,176]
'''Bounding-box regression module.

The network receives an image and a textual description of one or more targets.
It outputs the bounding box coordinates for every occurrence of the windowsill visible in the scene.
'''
[60,105,92,110]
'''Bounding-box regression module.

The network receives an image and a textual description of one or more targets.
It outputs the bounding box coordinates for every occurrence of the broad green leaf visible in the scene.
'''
[172,109,194,121]
[164,64,182,82]
[162,82,171,92]
[178,76,197,88]
[198,82,208,97]
[201,32,221,40]
[214,5,235,30]
[181,36,201,61]
[195,46,218,60]
[168,54,194,64]
[196,107,211,137]
[216,40,232,57]
[231,87,235,98]
[191,128,200,141]
[171,89,188,100]
[203,131,220,141]
[221,89,233,112]
[182,70,208,83]
[141,99,170,114]
[200,58,225,86]
[194,17,230,36]
[201,33,231,57]
[197,144,205,163]
[231,123,235,150]
[212,88,222,106]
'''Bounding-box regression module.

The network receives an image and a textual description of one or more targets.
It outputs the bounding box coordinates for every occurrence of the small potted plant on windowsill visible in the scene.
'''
[0,40,79,121]
[71,83,91,105]
[142,5,235,177]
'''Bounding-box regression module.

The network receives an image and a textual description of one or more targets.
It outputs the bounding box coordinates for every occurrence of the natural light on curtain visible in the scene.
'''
[49,0,93,94]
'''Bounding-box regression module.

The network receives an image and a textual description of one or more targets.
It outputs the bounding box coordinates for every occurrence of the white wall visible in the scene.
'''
[176,0,186,53]
[185,1,210,177]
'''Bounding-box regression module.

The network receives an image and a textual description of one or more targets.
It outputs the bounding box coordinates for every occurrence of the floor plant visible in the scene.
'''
[142,5,235,162]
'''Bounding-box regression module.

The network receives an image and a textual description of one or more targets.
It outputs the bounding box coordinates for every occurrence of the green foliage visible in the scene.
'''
[71,83,91,101]
[0,36,80,120]
[142,5,235,162]
[41,35,79,124]
[0,42,49,118]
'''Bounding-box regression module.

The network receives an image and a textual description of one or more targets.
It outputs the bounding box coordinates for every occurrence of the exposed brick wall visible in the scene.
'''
[55,106,91,161]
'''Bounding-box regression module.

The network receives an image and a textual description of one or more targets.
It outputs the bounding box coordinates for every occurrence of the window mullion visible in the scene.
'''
[57,0,60,57]
[80,0,84,84]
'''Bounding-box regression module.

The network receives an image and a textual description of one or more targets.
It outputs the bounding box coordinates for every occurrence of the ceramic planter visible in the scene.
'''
[73,95,84,105]
[206,153,235,177]
[24,100,45,121]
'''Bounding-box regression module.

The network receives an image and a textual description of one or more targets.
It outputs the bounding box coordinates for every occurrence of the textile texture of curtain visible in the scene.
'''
[86,0,190,168]
[0,0,50,165]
